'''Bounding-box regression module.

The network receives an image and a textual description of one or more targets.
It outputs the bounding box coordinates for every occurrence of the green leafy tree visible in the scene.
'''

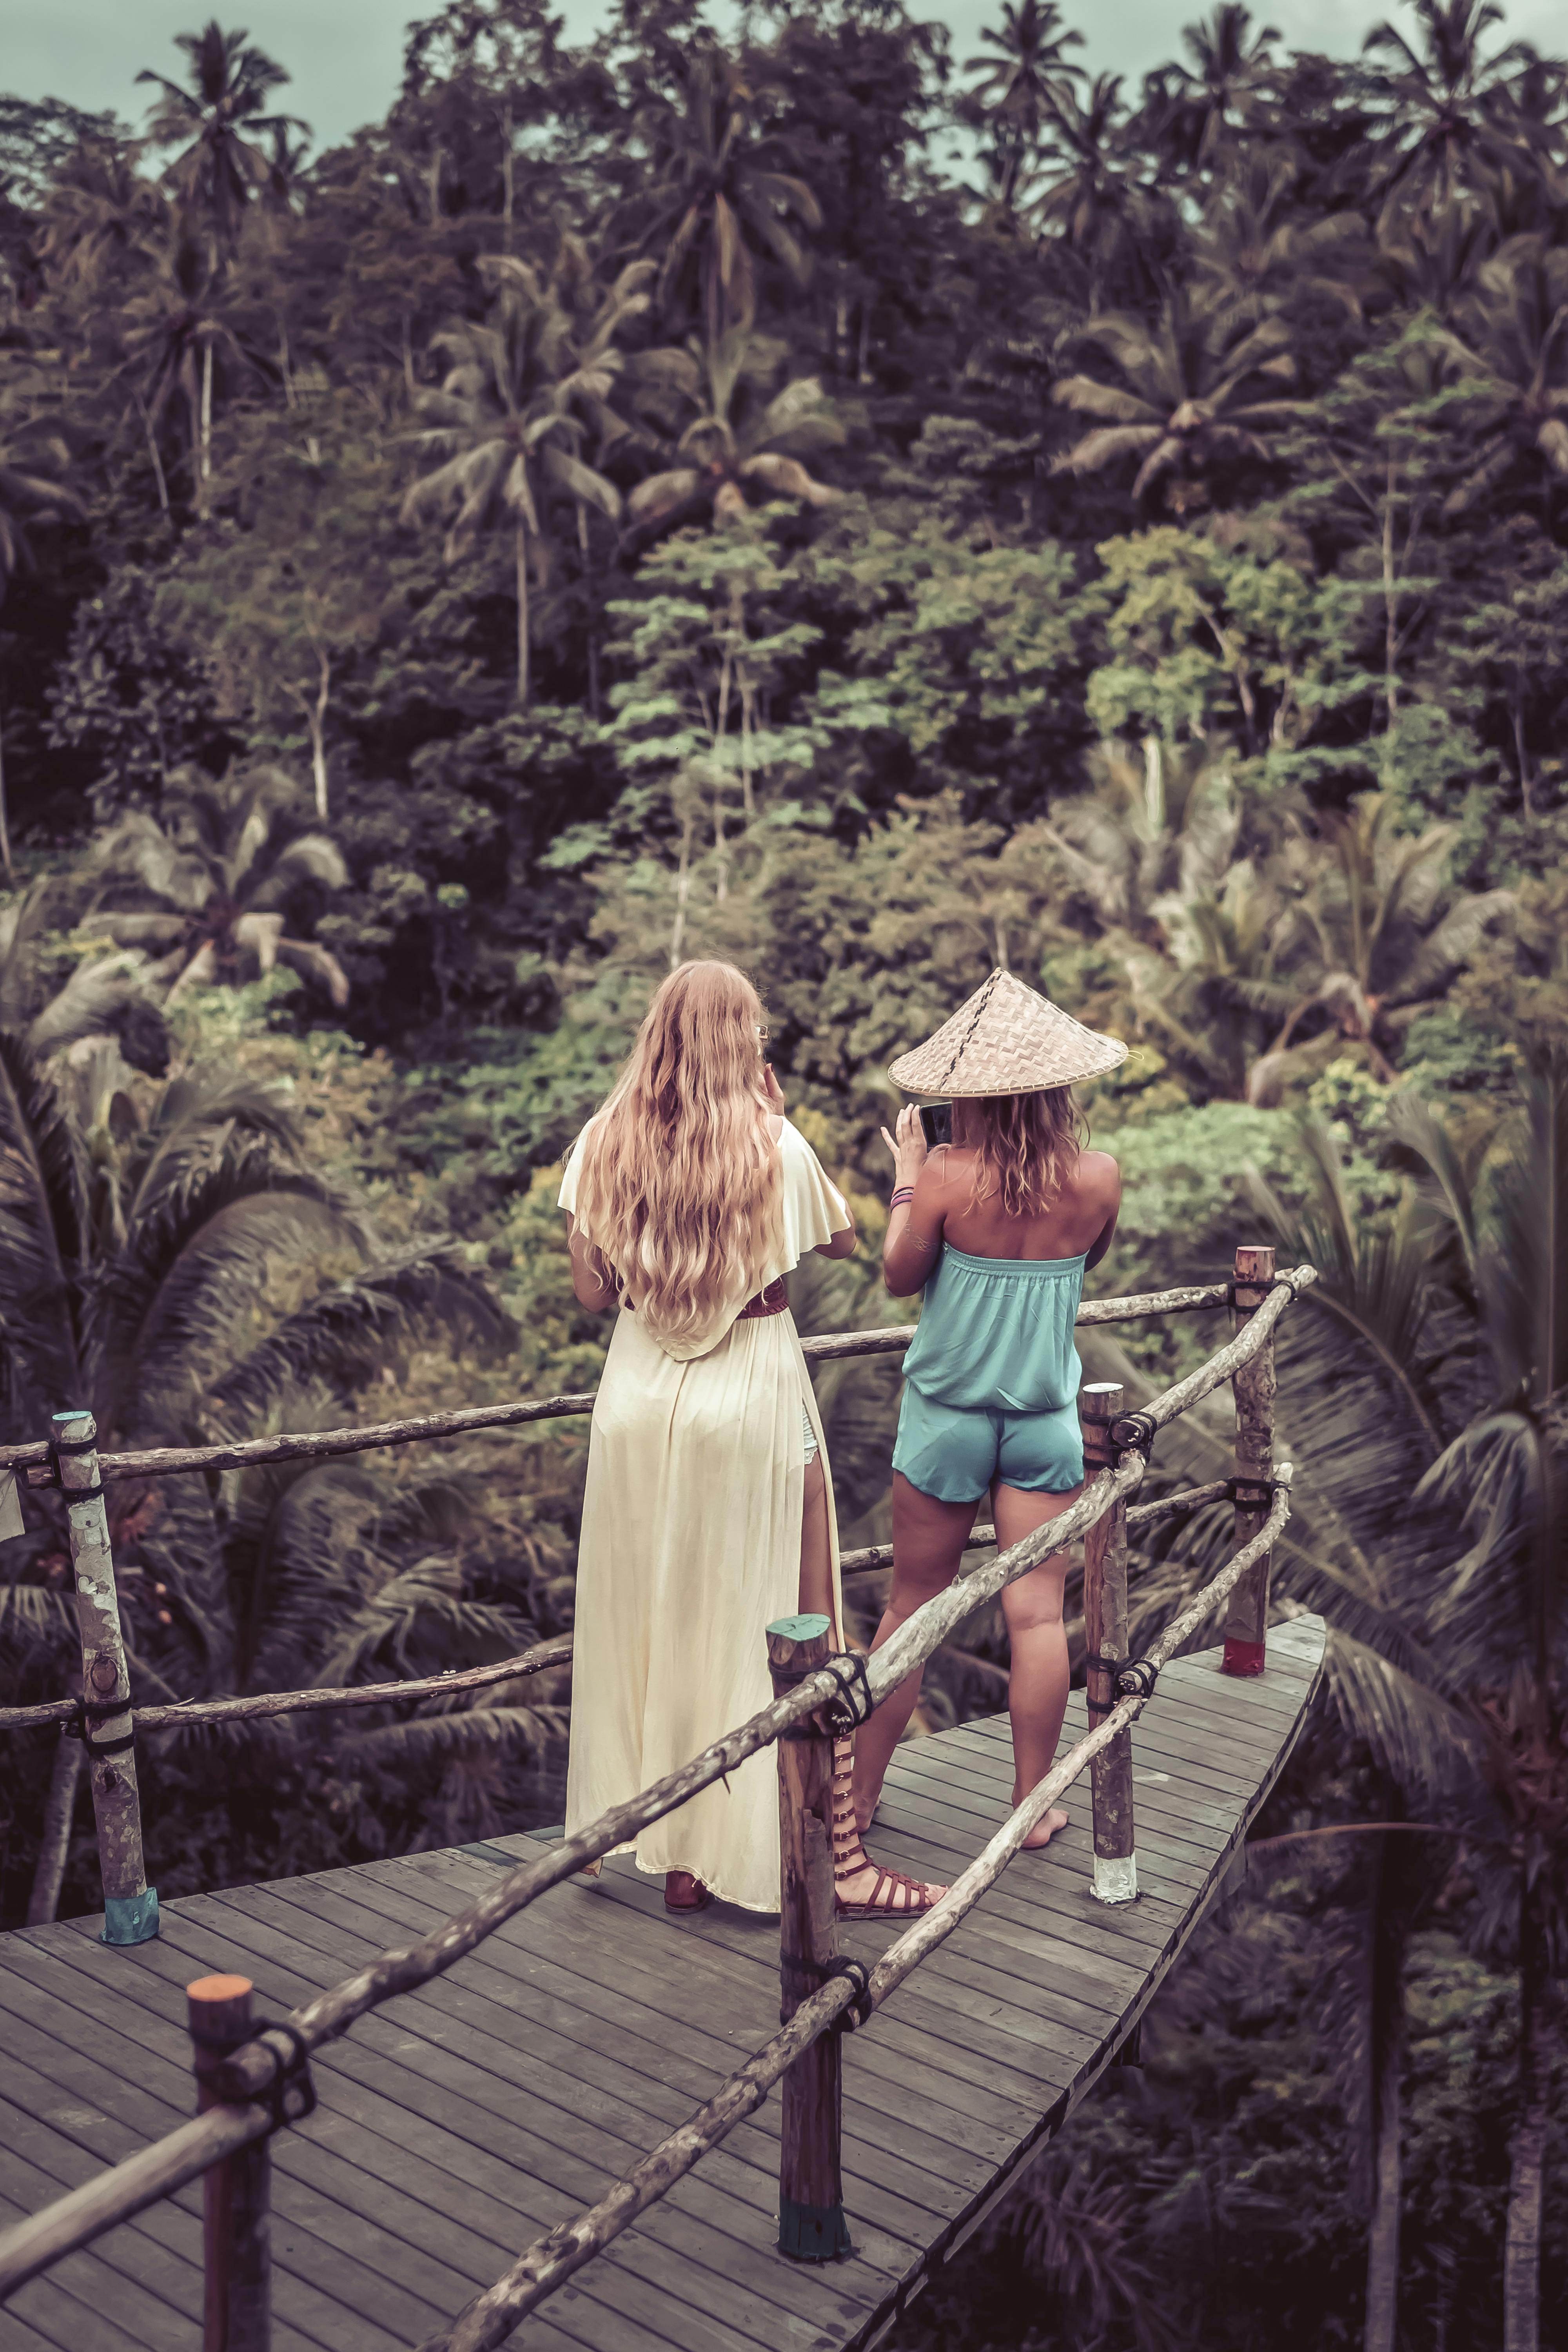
[1142,4,1281,176]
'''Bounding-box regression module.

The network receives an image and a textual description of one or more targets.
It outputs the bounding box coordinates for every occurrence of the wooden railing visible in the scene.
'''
[0,1246,1313,2350]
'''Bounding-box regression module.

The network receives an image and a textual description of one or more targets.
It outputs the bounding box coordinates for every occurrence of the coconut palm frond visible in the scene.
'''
[209,1249,514,1428]
[330,1702,569,1772]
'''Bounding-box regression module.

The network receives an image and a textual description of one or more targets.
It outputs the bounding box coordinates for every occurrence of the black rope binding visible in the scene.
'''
[1116,1657,1160,1701]
[820,1650,875,1737]
[1224,1474,1287,1508]
[1109,1410,1158,1464]
[1082,1651,1120,1722]
[250,2021,317,2131]
[68,1695,136,1756]
[822,1956,874,2034]
[1225,1275,1285,1307]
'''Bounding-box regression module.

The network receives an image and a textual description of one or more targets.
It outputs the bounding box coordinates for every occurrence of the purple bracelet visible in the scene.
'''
[890,1186,915,1209]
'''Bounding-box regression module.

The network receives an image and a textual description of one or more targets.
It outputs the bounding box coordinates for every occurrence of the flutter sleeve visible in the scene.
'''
[775,1120,852,1275]
[557,1125,589,1221]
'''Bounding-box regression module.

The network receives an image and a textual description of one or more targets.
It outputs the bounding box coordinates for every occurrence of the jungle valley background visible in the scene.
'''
[0,2,1566,2344]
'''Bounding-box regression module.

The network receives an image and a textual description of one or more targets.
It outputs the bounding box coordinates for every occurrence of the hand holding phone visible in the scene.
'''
[918,1102,953,1150]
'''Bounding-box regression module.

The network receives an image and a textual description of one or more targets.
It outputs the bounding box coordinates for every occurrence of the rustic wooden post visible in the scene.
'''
[1080,1382,1136,1904]
[56,1409,158,1944]
[188,1975,271,2351]
[766,1612,850,2262]
[1222,1245,1278,1678]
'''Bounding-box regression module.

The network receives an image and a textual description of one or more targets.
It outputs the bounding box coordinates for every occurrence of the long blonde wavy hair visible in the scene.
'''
[572,961,782,1347]
[966,1087,1085,1216]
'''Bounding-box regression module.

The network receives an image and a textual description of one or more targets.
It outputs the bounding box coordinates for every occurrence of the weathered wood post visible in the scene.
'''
[56,1409,157,1944]
[188,1974,271,2352]
[1080,1382,1136,1904]
[1222,1245,1278,1679]
[766,1612,850,2261]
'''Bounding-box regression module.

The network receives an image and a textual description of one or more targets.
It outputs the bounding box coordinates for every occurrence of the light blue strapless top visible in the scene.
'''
[901,1244,1086,1414]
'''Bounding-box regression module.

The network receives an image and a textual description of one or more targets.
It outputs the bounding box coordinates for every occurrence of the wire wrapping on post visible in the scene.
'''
[199,2022,317,2133]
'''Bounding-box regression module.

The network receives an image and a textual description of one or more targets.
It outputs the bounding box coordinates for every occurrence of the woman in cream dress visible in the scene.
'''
[559,960,944,1918]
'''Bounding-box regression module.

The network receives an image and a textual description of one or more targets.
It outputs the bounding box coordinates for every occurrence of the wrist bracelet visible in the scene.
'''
[890,1186,915,1209]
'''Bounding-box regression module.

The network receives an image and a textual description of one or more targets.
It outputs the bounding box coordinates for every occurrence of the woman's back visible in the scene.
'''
[927,1143,1121,1263]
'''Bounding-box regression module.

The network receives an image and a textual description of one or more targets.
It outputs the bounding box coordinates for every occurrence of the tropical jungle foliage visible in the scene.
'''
[0,2,1566,2345]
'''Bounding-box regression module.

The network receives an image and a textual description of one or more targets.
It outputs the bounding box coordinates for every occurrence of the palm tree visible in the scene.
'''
[119,227,270,516]
[37,140,170,287]
[1051,285,1305,512]
[1247,1072,1568,2352]
[0,1042,512,1919]
[0,424,84,604]
[1436,233,1568,510]
[1143,5,1281,177]
[402,252,645,708]
[137,19,306,256]
[87,765,351,1006]
[636,47,821,345]
[1194,152,1373,327]
[965,2,1085,212]
[1245,794,1512,1100]
[1029,75,1153,299]
[620,328,843,554]
[1363,0,1538,223]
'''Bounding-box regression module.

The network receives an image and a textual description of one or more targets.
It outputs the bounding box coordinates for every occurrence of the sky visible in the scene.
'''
[5,0,1564,156]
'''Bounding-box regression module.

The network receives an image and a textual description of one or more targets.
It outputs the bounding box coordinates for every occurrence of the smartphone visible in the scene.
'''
[918,1102,953,1149]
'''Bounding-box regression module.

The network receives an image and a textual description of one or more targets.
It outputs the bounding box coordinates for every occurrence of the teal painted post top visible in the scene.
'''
[900,1246,1087,1413]
[766,1613,833,1644]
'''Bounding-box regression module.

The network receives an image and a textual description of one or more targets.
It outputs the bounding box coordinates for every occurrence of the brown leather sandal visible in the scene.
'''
[664,1868,711,1912]
[830,1735,945,1920]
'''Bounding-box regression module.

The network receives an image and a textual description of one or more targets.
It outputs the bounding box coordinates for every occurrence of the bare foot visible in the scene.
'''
[1018,1804,1069,1850]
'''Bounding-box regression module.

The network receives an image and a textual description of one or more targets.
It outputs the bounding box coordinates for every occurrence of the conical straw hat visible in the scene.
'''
[887,969,1127,1098]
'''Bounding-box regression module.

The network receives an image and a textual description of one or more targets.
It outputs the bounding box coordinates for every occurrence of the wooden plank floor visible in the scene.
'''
[0,1617,1324,2352]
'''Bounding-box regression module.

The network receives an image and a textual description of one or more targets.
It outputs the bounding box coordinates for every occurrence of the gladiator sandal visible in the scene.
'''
[831,1735,944,1920]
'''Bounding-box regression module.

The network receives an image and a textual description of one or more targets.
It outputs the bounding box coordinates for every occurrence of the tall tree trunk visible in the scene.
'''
[309,647,331,820]
[1503,1870,1555,2352]
[515,512,531,710]
[0,694,12,882]
[1364,1817,1412,2352]
[26,1729,84,1925]
[1382,456,1399,732]
[577,503,601,721]
[501,107,514,254]
[198,338,214,516]
[132,387,171,518]
[669,806,695,969]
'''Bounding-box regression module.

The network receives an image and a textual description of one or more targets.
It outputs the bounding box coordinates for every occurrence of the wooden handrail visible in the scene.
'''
[0,1280,1236,1489]
[0,1269,1314,2308]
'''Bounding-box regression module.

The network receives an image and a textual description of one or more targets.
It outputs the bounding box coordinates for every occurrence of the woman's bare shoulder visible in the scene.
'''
[1078,1148,1122,1194]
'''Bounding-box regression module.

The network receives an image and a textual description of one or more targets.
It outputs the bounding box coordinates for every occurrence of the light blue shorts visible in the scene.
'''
[892,1384,1083,1504]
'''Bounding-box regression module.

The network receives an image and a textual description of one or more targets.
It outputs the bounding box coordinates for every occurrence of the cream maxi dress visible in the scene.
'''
[559,1118,851,1913]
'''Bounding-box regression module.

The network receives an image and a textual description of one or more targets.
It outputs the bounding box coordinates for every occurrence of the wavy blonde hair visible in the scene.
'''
[572,961,782,1347]
[966,1087,1085,1217]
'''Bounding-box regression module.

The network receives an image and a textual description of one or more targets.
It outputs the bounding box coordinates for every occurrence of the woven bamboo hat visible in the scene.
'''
[887,969,1127,1098]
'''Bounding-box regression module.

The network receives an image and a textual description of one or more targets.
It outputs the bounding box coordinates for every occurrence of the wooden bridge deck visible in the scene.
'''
[0,1616,1324,2352]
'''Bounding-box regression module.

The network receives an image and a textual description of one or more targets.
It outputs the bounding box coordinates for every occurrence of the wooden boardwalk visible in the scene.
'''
[0,1616,1324,2352]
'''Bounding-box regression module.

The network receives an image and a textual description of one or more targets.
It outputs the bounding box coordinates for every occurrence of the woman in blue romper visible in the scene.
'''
[849,970,1125,1853]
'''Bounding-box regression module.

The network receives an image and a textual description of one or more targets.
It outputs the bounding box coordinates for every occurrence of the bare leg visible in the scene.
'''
[796,1453,835,1630]
[850,1471,981,1832]
[995,1480,1080,1848]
